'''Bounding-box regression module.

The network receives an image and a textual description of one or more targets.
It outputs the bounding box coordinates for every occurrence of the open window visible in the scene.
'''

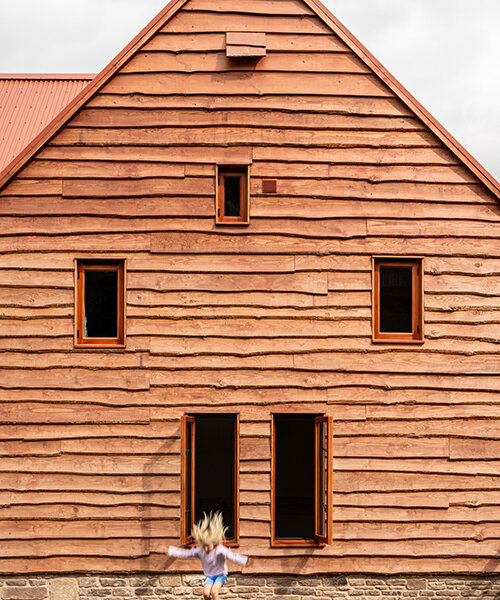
[216,165,249,225]
[272,414,332,547]
[75,261,125,347]
[181,414,239,545]
[373,258,424,343]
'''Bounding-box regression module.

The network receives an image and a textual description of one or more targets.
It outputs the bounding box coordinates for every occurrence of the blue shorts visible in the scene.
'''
[204,574,227,587]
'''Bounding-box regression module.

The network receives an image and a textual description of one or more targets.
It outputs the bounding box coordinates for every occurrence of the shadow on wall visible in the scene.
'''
[142,436,178,572]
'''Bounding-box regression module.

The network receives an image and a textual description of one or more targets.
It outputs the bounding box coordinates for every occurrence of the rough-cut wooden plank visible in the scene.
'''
[185,0,316,16]
[332,492,450,508]
[151,232,500,256]
[0,422,179,442]
[367,219,500,238]
[0,404,151,424]
[0,455,178,475]
[0,520,178,540]
[21,161,186,180]
[0,234,151,253]
[0,505,178,519]
[0,180,62,197]
[150,371,500,392]
[129,289,316,308]
[332,522,500,540]
[334,471,500,493]
[70,108,420,130]
[57,125,432,147]
[363,404,500,419]
[333,458,500,477]
[40,143,450,165]
[295,352,500,375]
[104,69,393,97]
[328,387,500,406]
[0,371,150,391]
[0,197,215,217]
[333,437,449,458]
[121,52,369,75]
[0,216,367,238]
[130,271,328,294]
[0,555,496,575]
[143,33,351,54]
[129,305,369,320]
[163,12,333,34]
[450,439,500,460]
[338,419,500,439]
[0,472,178,493]
[129,317,368,338]
[333,506,500,522]
[62,178,212,199]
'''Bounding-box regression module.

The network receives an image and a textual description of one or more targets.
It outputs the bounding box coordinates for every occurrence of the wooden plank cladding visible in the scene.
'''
[0,0,499,577]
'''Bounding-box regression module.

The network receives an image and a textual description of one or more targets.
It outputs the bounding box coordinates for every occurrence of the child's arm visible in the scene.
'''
[168,546,198,559]
[224,547,248,566]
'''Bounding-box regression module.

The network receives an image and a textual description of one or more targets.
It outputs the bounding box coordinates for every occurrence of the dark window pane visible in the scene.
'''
[379,265,413,333]
[275,416,315,539]
[224,176,241,217]
[84,270,118,338]
[194,416,235,540]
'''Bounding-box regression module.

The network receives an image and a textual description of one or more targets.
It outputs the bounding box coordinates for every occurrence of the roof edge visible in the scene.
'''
[304,0,500,200]
[0,74,95,80]
[0,0,189,189]
[0,0,499,200]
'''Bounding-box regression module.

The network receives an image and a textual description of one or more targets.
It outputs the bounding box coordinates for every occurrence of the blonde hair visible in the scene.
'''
[192,511,227,547]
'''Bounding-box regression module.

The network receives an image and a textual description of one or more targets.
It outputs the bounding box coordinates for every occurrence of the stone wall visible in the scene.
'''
[0,575,498,600]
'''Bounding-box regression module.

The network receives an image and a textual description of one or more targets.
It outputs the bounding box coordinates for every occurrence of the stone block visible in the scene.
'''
[49,579,78,600]
[2,589,48,600]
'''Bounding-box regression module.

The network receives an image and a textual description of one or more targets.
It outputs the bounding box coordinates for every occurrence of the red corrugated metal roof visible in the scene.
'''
[0,74,94,172]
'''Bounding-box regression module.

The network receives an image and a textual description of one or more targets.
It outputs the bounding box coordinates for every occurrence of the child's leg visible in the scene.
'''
[210,580,223,600]
[203,584,212,600]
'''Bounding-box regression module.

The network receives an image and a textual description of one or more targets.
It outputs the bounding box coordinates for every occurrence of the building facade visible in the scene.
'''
[0,0,499,598]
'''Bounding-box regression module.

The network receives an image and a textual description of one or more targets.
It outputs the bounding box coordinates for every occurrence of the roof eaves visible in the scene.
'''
[0,74,95,80]
[304,0,500,200]
[0,0,189,190]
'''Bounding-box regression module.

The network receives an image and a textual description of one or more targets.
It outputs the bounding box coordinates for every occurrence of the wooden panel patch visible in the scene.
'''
[226,32,266,58]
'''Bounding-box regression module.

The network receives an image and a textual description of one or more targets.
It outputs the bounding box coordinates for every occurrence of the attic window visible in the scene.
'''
[226,32,266,58]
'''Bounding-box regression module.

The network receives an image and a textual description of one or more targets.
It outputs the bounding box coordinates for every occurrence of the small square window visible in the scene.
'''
[76,261,125,347]
[373,258,423,343]
[216,166,249,225]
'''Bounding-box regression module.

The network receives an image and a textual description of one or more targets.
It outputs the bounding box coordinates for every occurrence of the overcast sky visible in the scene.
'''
[0,0,498,181]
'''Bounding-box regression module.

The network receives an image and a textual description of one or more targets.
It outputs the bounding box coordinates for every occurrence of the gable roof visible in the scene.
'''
[0,74,94,172]
[0,0,498,199]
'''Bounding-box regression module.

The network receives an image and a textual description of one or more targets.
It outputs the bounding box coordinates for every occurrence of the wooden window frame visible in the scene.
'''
[216,165,250,225]
[181,413,240,547]
[372,257,424,344]
[75,260,126,348]
[271,413,333,548]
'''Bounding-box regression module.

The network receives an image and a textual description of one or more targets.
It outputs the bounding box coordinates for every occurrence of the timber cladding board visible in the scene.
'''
[0,0,499,577]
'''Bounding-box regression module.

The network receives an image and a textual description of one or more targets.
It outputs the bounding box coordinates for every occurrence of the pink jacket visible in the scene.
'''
[168,544,248,577]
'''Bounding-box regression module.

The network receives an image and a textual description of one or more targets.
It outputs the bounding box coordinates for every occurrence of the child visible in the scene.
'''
[168,512,248,600]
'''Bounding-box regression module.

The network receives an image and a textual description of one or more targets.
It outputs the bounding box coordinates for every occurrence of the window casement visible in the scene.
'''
[373,258,424,343]
[271,414,333,547]
[75,260,125,348]
[216,165,249,225]
[181,414,239,546]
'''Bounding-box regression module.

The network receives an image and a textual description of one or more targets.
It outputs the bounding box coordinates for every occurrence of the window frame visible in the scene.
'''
[271,413,333,548]
[75,260,126,349]
[372,257,424,344]
[216,165,250,225]
[180,413,240,547]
